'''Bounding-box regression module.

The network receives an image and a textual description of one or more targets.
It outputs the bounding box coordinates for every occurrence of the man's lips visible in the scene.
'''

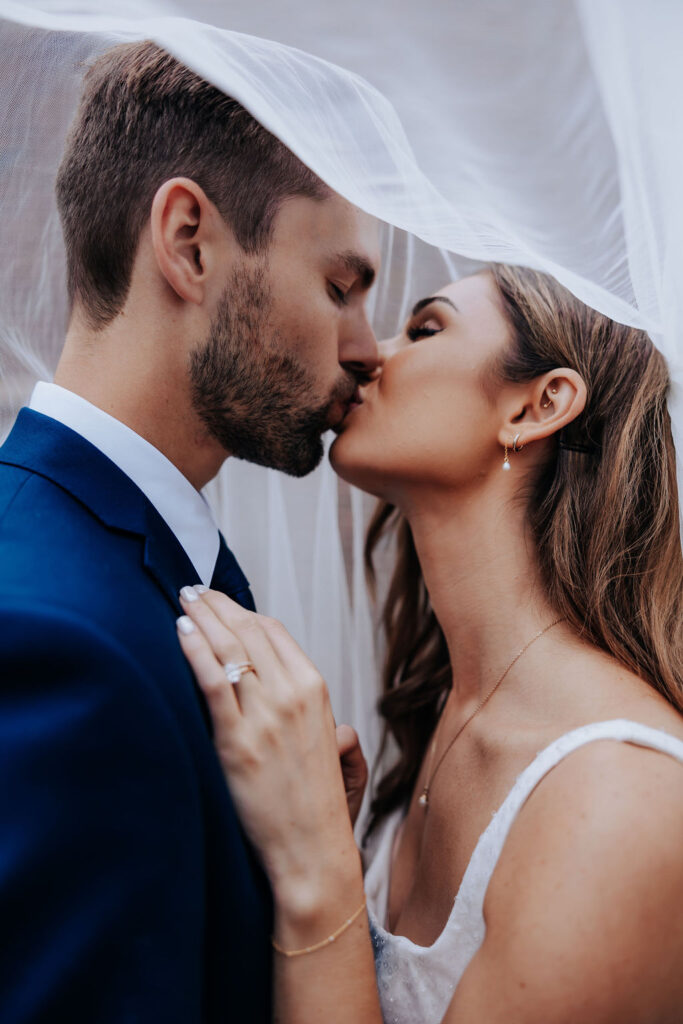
[329,387,364,432]
[345,390,364,415]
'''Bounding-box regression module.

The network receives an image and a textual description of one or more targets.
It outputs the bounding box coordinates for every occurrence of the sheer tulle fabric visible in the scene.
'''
[1,0,681,770]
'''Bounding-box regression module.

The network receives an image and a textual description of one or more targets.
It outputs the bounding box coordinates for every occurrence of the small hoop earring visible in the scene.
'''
[502,443,510,471]
[512,433,524,453]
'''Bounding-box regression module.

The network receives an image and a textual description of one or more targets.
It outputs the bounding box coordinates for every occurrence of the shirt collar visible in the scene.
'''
[29,382,220,586]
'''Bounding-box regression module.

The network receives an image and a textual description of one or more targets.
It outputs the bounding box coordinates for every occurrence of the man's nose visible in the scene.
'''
[339,311,381,378]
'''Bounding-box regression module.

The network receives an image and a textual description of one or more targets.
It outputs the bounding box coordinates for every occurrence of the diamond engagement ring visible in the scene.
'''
[223,661,256,684]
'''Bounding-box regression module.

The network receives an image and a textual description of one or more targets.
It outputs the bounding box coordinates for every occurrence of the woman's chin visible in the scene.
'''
[329,435,390,499]
[328,432,359,485]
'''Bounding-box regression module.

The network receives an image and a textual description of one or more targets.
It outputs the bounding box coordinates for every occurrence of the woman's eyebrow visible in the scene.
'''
[411,295,459,317]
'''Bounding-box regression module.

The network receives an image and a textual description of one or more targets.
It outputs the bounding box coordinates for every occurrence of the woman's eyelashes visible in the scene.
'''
[407,323,441,342]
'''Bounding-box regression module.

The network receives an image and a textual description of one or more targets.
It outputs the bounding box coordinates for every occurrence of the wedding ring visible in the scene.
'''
[222,661,256,684]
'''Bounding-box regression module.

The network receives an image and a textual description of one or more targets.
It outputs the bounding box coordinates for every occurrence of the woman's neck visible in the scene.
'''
[403,486,558,709]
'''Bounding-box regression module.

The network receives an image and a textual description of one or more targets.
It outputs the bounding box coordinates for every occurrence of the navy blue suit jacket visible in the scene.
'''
[0,409,272,1023]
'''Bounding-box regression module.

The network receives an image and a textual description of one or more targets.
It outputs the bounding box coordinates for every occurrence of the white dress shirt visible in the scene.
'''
[29,382,220,585]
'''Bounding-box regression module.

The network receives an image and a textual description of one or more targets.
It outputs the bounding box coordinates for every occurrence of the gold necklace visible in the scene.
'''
[417,618,566,809]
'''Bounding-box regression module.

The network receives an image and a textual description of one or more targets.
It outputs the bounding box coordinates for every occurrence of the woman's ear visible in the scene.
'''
[150,177,219,305]
[497,369,587,450]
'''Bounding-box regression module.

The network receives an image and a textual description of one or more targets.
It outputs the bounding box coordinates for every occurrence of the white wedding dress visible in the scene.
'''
[364,719,683,1024]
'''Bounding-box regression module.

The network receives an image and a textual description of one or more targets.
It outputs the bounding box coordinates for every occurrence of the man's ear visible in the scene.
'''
[497,369,587,450]
[150,177,222,305]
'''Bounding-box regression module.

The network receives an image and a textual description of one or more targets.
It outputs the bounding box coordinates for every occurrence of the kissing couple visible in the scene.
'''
[1,41,682,1024]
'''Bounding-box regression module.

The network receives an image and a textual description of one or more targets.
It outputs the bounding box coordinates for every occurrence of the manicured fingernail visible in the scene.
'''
[195,585,209,594]
[177,616,196,635]
[180,586,199,602]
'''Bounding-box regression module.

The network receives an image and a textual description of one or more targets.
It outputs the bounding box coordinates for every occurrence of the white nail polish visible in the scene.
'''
[180,586,199,602]
[195,585,209,594]
[177,616,196,635]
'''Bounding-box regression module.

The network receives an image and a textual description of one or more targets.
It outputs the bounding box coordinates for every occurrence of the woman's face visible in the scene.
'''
[329,272,513,503]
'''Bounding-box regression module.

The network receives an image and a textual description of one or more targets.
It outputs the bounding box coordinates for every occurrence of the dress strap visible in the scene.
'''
[367,719,683,1024]
[451,718,683,944]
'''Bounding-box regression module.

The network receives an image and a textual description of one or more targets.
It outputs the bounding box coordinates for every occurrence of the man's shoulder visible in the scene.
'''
[0,453,201,724]
[0,461,142,590]
[0,456,98,533]
[0,589,205,785]
[0,464,178,675]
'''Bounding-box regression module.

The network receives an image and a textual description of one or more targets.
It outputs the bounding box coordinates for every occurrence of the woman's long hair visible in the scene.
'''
[364,265,683,837]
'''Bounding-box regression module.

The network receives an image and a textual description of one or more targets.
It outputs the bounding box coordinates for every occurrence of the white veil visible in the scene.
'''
[1,0,681,768]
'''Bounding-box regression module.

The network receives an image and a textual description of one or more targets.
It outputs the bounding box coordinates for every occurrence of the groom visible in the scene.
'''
[0,41,379,1024]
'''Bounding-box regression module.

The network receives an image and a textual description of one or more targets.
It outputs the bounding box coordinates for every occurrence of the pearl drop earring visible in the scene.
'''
[502,443,510,471]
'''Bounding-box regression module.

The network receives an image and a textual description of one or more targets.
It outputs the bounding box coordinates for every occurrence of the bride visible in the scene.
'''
[177,264,683,1023]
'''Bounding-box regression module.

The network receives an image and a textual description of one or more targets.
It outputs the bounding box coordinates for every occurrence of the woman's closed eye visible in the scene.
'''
[407,320,442,342]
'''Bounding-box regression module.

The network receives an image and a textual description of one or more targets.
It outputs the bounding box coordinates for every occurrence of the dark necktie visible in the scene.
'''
[209,533,256,612]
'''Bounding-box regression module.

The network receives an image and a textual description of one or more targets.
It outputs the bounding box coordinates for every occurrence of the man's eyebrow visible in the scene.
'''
[338,250,376,290]
[411,295,459,317]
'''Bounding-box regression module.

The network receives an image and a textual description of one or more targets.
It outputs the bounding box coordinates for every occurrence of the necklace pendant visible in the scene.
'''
[418,788,429,808]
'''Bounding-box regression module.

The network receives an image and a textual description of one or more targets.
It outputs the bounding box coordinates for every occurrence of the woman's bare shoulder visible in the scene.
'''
[598,657,683,737]
[445,729,683,1022]
[499,718,683,870]
[545,641,683,741]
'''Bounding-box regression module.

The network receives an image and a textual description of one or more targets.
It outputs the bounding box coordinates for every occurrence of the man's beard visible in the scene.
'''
[189,261,356,477]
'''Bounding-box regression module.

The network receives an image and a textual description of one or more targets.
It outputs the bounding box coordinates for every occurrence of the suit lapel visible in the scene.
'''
[141,509,202,614]
[0,408,201,612]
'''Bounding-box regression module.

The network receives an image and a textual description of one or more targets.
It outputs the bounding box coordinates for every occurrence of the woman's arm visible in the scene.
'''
[177,589,384,1024]
[272,885,381,1024]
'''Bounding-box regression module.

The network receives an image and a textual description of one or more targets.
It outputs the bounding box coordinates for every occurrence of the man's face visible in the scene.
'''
[189,193,380,477]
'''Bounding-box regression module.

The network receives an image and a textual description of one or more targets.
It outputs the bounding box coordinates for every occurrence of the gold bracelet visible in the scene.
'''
[272,897,367,958]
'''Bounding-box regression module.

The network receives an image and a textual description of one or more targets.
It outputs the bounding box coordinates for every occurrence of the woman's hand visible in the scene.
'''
[176,587,363,917]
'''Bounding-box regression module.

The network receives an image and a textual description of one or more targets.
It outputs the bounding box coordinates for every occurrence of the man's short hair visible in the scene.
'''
[55,41,329,328]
